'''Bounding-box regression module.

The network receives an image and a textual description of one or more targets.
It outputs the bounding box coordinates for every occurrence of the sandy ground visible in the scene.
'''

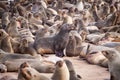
[0,56,110,80]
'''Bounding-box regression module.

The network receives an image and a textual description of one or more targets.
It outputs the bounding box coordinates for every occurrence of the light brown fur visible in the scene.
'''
[0,29,14,53]
[18,62,51,80]
[52,60,70,80]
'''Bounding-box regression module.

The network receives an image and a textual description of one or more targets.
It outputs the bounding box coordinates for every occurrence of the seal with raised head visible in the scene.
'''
[19,39,37,56]
[0,29,14,53]
[51,60,70,80]
[102,50,120,80]
[18,62,50,80]
[34,23,75,57]
[64,59,82,80]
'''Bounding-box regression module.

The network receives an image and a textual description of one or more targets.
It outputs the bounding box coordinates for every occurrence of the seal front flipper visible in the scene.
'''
[55,50,65,57]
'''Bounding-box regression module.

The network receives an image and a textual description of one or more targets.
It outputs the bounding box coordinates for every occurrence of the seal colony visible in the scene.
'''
[0,0,120,80]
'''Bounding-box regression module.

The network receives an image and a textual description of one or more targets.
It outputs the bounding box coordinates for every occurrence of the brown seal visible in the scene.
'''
[0,29,14,53]
[18,62,50,80]
[51,60,70,80]
[102,50,120,80]
[19,39,37,56]
[34,24,75,57]
[64,59,82,80]
[0,63,7,73]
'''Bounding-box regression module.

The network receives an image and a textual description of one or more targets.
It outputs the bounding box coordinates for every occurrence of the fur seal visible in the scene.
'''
[18,62,50,80]
[34,24,75,57]
[0,63,7,73]
[66,33,84,57]
[102,50,120,80]
[0,49,40,63]
[51,60,70,80]
[5,17,20,38]
[4,59,55,72]
[64,59,82,80]
[1,12,10,29]
[19,39,37,56]
[0,29,14,53]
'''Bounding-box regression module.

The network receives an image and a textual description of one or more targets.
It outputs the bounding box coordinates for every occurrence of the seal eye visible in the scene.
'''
[106,52,109,55]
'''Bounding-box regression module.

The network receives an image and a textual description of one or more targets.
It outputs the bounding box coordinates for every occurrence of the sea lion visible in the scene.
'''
[64,59,82,80]
[18,62,50,80]
[34,23,75,57]
[0,29,14,53]
[51,60,70,80]
[0,63,7,73]
[19,39,37,56]
[102,50,120,80]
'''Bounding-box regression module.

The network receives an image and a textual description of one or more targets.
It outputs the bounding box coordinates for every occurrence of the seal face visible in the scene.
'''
[102,50,120,80]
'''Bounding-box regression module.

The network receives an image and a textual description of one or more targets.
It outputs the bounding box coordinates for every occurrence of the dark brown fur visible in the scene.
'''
[34,24,75,57]
[64,59,81,80]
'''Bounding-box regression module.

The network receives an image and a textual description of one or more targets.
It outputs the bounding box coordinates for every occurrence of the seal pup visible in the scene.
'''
[86,51,108,68]
[102,50,120,80]
[5,17,20,38]
[66,33,84,57]
[19,39,37,56]
[76,0,84,11]
[64,59,82,80]
[51,60,70,80]
[16,2,27,17]
[3,58,55,72]
[18,62,50,80]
